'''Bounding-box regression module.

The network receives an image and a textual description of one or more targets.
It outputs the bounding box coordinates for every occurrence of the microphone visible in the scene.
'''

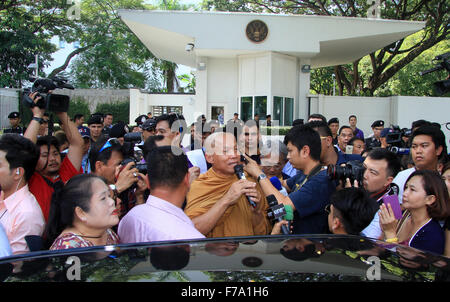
[233,164,257,208]
[269,176,288,196]
[266,194,290,235]
[283,205,294,233]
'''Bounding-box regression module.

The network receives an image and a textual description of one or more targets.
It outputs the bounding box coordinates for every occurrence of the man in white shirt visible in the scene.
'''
[393,125,447,203]
[118,146,204,243]
[358,148,402,239]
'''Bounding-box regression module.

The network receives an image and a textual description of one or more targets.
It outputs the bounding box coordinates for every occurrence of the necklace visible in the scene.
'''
[74,227,105,239]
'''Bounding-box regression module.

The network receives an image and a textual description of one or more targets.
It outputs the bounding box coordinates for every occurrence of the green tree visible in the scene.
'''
[0,1,72,87]
[62,0,155,89]
[204,0,449,96]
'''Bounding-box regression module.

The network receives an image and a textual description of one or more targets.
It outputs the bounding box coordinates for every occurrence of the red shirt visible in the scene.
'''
[29,157,83,222]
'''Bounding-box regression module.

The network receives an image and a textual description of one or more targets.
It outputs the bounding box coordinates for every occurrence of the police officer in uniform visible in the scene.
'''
[365,120,384,150]
[4,112,25,134]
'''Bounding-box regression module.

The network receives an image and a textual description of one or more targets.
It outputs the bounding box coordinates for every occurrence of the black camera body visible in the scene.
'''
[385,125,411,147]
[121,157,147,175]
[327,160,365,187]
[22,77,74,112]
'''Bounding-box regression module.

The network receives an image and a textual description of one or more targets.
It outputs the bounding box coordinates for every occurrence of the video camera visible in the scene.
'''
[385,125,411,146]
[22,77,74,112]
[420,52,450,95]
[327,160,365,187]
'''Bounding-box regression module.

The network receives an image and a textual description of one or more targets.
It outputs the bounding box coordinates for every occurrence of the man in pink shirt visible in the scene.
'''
[118,146,205,243]
[0,134,45,255]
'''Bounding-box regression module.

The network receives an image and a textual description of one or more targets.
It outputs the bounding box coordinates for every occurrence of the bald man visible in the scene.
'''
[184,132,272,238]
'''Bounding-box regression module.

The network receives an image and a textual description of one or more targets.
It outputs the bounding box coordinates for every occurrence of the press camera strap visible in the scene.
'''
[293,164,323,193]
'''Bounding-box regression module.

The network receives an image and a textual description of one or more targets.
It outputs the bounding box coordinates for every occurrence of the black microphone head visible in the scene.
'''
[266,194,277,203]
[234,164,244,174]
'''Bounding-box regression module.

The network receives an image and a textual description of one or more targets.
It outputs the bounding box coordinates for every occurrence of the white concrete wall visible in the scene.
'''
[207,58,239,121]
[309,94,450,146]
[129,89,197,125]
[239,53,271,97]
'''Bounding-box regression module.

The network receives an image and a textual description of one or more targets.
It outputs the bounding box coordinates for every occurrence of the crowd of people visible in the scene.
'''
[0,94,449,266]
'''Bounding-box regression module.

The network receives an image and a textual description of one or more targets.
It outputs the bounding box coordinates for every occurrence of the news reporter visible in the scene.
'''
[379,170,449,255]
[44,174,120,250]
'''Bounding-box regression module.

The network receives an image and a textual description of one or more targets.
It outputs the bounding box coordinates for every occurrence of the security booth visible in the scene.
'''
[119,10,424,125]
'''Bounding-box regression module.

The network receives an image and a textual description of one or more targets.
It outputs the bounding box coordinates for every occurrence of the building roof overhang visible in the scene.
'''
[118,10,425,68]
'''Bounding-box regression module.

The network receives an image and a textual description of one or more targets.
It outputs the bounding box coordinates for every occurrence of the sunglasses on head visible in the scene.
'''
[98,138,120,153]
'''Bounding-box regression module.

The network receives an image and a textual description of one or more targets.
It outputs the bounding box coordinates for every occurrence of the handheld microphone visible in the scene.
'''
[269,176,288,196]
[266,194,290,235]
[283,204,294,233]
[233,164,257,208]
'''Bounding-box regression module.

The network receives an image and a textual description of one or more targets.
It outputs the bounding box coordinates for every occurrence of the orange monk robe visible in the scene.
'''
[185,168,272,238]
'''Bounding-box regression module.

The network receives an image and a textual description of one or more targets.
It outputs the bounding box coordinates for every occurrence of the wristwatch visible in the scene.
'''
[257,173,267,182]
[32,116,44,123]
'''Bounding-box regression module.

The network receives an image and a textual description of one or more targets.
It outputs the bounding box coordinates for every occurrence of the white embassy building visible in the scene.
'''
[118,10,425,126]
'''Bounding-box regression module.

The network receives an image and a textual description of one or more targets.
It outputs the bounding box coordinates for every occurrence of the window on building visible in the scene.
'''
[273,96,283,126]
[151,106,183,117]
[284,97,294,126]
[254,96,267,120]
[240,97,253,122]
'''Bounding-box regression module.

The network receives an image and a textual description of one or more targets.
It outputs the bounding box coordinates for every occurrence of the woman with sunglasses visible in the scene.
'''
[379,170,450,255]
[44,174,120,250]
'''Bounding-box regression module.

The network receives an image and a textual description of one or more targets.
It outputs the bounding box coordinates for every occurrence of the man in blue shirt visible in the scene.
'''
[244,124,335,234]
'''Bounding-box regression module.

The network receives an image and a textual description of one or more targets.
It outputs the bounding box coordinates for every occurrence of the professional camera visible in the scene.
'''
[420,52,450,95]
[120,157,147,175]
[327,160,365,187]
[385,125,411,147]
[387,146,410,155]
[22,77,74,112]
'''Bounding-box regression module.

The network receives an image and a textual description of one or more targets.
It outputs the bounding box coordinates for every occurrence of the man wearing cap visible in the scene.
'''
[4,112,25,135]
[135,115,148,127]
[365,120,384,150]
[141,118,156,142]
[88,115,105,143]
[77,126,91,173]
[327,118,339,145]
[109,122,128,145]
[379,128,392,149]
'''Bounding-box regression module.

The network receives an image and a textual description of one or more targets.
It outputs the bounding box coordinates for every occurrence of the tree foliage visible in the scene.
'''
[203,0,449,96]
[0,1,71,87]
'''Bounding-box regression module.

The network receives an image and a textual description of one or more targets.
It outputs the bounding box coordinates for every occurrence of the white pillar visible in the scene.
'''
[192,57,208,119]
[298,59,311,121]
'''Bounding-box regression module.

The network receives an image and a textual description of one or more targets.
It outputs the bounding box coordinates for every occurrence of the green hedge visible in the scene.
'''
[68,97,91,122]
[95,101,130,124]
[260,126,292,136]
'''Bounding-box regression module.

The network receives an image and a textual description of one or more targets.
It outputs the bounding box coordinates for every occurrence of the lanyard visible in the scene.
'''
[293,164,323,193]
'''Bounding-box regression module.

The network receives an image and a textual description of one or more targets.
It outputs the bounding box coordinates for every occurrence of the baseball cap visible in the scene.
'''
[78,126,91,138]
[371,120,384,128]
[141,118,156,131]
[135,115,148,125]
[380,128,393,138]
[87,115,103,125]
[328,117,339,125]
[110,122,128,139]
[8,112,20,119]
